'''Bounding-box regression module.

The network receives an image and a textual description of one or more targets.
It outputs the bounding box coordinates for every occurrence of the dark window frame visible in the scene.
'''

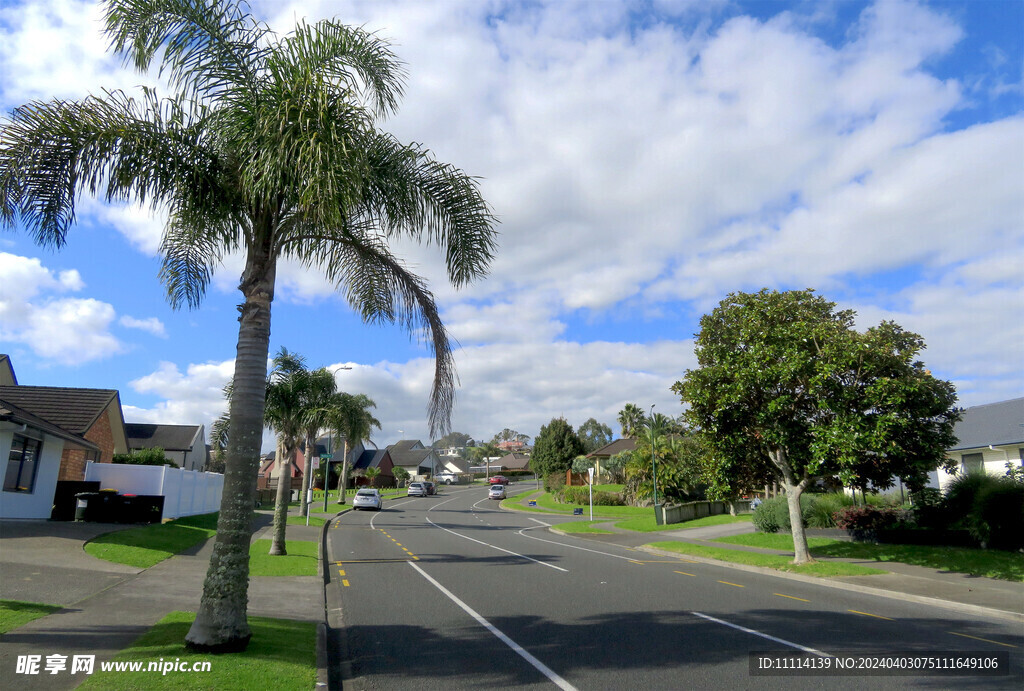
[4,433,43,494]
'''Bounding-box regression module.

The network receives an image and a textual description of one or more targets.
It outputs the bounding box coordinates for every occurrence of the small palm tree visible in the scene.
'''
[329,393,380,503]
[364,466,382,488]
[1,0,495,651]
[263,349,309,556]
[617,403,646,438]
[296,368,339,518]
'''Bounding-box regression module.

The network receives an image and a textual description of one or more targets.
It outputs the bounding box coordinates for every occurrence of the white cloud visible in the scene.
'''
[126,359,234,425]
[0,252,123,364]
[119,315,168,338]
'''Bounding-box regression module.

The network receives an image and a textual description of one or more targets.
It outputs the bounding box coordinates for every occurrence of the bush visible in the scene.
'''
[804,492,854,528]
[972,480,1024,550]
[544,472,566,494]
[752,494,821,533]
[559,486,626,506]
[835,505,913,538]
[909,487,947,529]
[943,472,1001,529]
[752,499,781,533]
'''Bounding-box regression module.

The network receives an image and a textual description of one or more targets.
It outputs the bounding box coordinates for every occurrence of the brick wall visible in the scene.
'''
[57,404,118,481]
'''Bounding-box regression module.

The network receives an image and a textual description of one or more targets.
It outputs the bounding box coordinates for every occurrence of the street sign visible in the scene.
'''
[321,454,333,459]
[310,457,320,470]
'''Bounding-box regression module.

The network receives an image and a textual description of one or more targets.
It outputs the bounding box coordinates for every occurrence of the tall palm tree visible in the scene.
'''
[0,0,496,651]
[617,403,646,438]
[263,348,308,556]
[329,393,380,503]
[297,367,339,518]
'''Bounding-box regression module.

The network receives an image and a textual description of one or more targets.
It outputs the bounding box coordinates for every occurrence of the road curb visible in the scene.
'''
[637,544,1024,625]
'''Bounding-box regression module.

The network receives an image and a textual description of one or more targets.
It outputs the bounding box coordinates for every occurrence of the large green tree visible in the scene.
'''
[0,0,496,651]
[531,418,585,480]
[674,289,959,563]
[577,417,613,454]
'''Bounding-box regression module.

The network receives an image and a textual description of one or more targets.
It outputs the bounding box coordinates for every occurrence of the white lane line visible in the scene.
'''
[427,494,464,512]
[426,518,568,572]
[691,612,829,656]
[528,518,552,527]
[516,526,642,563]
[408,561,578,691]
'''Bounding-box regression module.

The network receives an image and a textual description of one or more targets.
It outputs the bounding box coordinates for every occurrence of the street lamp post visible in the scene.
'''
[323,365,352,512]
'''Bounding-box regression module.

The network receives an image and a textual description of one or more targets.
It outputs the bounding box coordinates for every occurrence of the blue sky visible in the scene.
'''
[1,0,1021,449]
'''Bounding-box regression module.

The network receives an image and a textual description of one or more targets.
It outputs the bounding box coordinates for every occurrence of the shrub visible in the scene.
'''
[752,499,781,533]
[973,480,1024,550]
[559,486,627,506]
[943,472,1002,530]
[544,472,566,494]
[752,494,822,533]
[909,487,947,529]
[804,492,853,528]
[834,505,912,536]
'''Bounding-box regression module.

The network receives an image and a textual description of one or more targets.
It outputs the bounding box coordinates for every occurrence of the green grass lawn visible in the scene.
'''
[616,513,753,533]
[646,541,887,577]
[84,513,220,568]
[0,600,62,634]
[551,520,615,534]
[286,515,326,527]
[248,540,319,577]
[78,611,316,690]
[504,490,652,518]
[711,533,1024,582]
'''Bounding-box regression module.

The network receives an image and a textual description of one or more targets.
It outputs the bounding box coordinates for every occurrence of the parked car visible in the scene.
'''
[437,472,458,485]
[488,475,509,485]
[407,482,428,497]
[424,481,436,495]
[352,488,382,511]
[488,484,506,500]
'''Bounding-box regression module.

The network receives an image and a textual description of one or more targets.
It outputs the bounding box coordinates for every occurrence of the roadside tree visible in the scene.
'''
[577,418,613,454]
[0,0,496,651]
[532,418,584,481]
[673,289,960,563]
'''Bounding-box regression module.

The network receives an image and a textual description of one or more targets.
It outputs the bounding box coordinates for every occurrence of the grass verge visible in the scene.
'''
[616,513,753,533]
[551,520,615,534]
[249,539,318,577]
[286,515,326,527]
[503,490,651,518]
[77,611,316,690]
[84,513,219,568]
[713,533,1024,581]
[0,600,62,634]
[646,541,887,577]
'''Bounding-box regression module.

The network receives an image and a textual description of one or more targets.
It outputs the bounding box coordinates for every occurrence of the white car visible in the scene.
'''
[352,488,382,511]
[488,484,506,500]
[407,482,428,497]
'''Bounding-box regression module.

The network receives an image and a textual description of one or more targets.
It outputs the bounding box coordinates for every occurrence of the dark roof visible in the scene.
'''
[587,438,636,458]
[390,439,423,452]
[353,449,390,471]
[0,397,99,452]
[0,385,121,435]
[950,398,1024,451]
[497,453,531,470]
[389,448,433,468]
[126,423,201,451]
[0,354,16,385]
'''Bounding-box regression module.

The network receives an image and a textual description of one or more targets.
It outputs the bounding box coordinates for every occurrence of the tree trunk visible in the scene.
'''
[269,440,292,556]
[337,439,350,504]
[185,246,276,652]
[299,432,314,518]
[768,448,813,564]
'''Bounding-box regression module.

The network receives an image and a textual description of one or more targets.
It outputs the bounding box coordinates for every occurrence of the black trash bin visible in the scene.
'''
[74,492,100,521]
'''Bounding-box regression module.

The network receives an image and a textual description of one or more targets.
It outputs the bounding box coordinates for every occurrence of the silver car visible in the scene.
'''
[352,488,382,511]
[407,482,428,497]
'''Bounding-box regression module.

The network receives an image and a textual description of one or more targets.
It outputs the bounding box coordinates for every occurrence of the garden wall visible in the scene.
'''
[84,461,223,519]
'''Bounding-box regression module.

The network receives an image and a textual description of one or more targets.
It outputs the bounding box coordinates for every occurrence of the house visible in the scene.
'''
[1,397,100,518]
[586,438,636,479]
[258,436,365,490]
[0,383,129,482]
[437,454,470,475]
[387,439,442,480]
[351,448,396,487]
[496,439,529,453]
[125,423,208,471]
[935,397,1024,492]
[495,453,530,472]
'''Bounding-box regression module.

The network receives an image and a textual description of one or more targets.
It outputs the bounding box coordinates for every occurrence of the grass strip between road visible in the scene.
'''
[0,600,63,634]
[249,539,319,577]
[84,513,219,568]
[77,611,316,690]
[714,533,1024,582]
[615,513,753,532]
[551,520,615,534]
[287,514,326,527]
[646,541,887,577]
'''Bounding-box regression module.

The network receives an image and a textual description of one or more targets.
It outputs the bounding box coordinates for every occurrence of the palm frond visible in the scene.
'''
[103,0,267,102]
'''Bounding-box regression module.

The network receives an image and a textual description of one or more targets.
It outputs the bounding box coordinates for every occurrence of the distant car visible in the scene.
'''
[437,472,458,485]
[424,481,436,495]
[352,488,382,511]
[407,482,428,497]
[488,475,509,485]
[488,484,506,500]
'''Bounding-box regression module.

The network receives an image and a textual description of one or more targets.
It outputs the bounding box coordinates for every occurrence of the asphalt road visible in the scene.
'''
[327,486,1023,690]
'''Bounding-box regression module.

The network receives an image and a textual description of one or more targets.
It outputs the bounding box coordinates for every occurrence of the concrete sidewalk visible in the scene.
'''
[0,511,326,690]
[548,514,1024,623]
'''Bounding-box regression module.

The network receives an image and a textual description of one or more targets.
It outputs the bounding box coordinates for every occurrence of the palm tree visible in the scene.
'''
[329,393,380,503]
[0,1,496,652]
[617,403,646,438]
[263,348,308,556]
[296,368,339,518]
[364,466,382,488]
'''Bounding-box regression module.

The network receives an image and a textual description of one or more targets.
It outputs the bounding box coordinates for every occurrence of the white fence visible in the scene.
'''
[84,462,223,520]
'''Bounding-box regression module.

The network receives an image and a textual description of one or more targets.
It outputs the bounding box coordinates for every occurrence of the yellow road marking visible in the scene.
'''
[674,571,696,577]
[338,569,346,576]
[774,593,810,602]
[718,580,744,588]
[948,632,1017,649]
[628,560,644,565]
[848,609,893,621]
[342,579,350,587]
[334,559,418,564]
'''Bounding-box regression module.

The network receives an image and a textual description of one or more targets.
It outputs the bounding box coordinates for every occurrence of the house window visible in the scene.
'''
[960,452,984,475]
[4,434,42,493]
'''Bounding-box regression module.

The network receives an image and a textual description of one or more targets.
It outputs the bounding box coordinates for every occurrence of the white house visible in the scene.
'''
[0,398,100,519]
[935,397,1024,492]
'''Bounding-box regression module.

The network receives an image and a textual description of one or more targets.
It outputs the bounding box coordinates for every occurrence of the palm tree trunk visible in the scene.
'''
[299,432,314,518]
[269,440,292,555]
[337,439,350,504]
[185,244,275,653]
